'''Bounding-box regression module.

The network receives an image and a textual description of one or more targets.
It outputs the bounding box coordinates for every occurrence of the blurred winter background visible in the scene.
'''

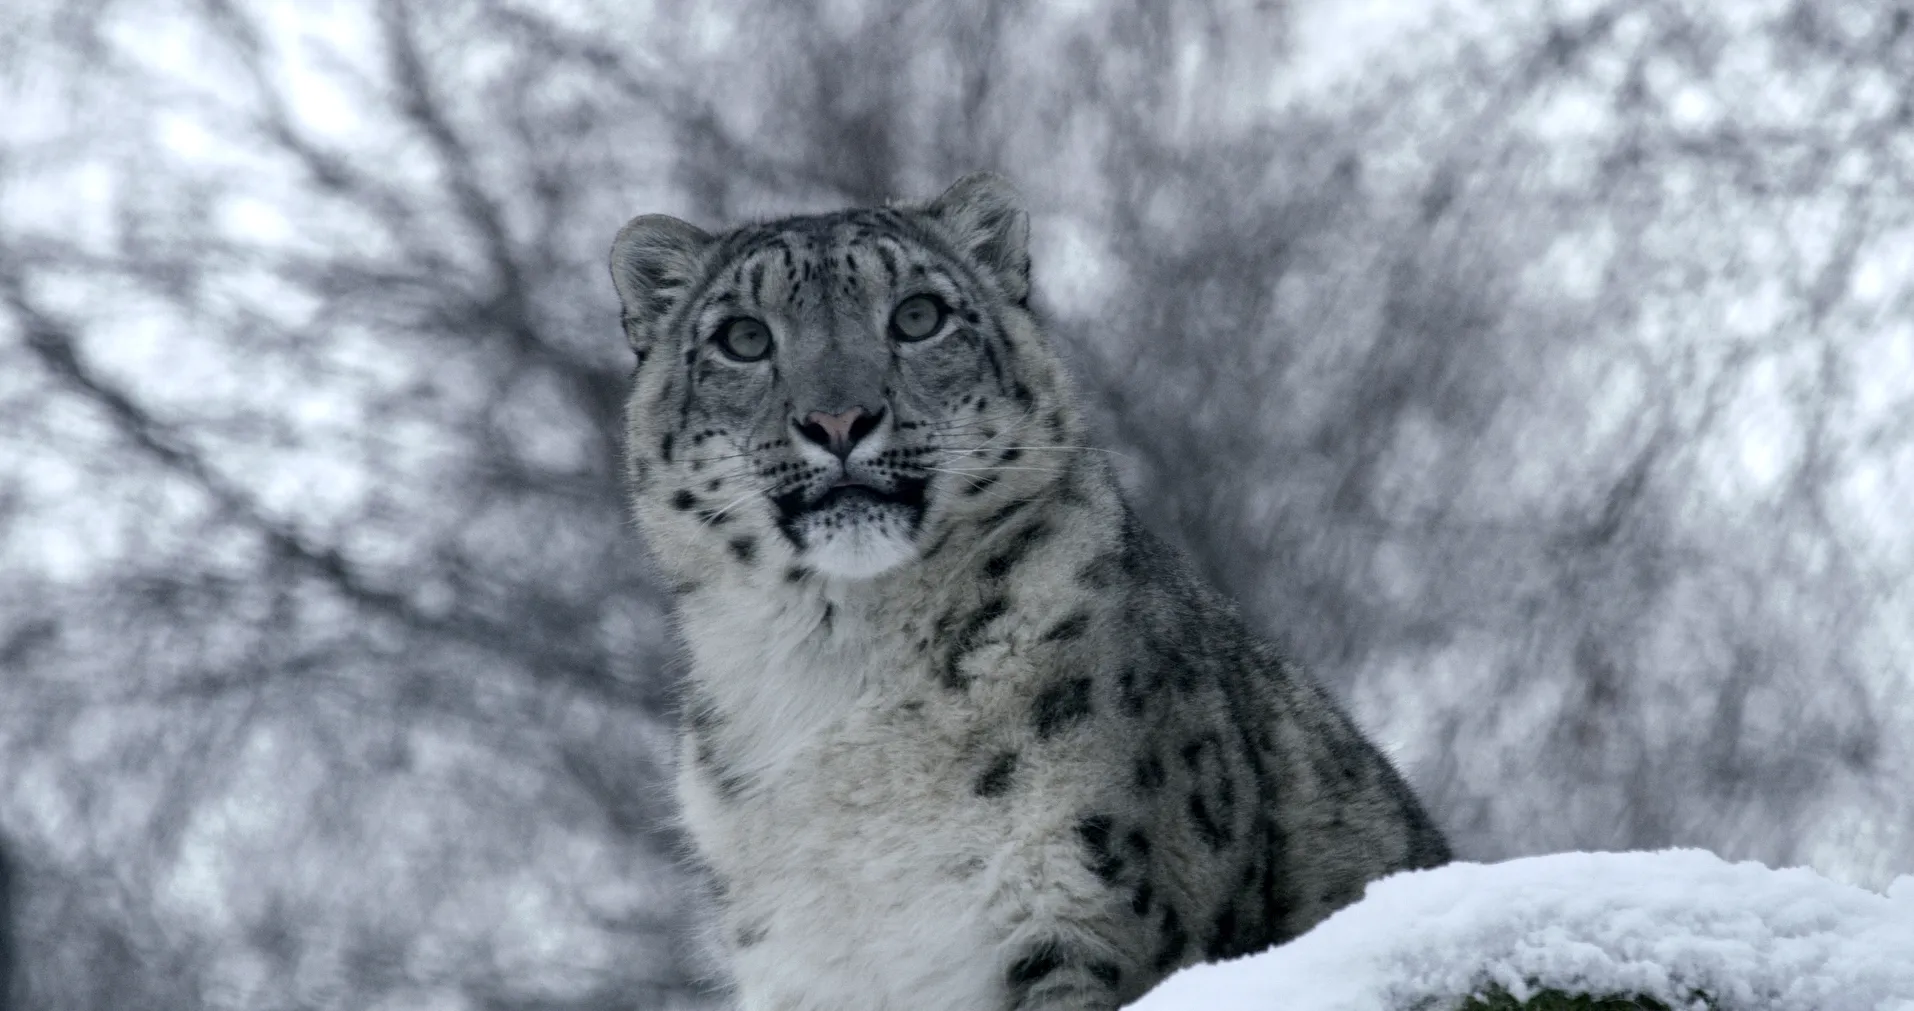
[0,0,1909,1007]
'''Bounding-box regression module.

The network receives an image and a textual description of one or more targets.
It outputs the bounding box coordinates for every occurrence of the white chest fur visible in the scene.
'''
[675,584,1047,1011]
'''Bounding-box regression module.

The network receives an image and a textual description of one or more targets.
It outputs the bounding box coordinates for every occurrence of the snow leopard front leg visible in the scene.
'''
[981,810,1176,1011]
[998,936,1128,1011]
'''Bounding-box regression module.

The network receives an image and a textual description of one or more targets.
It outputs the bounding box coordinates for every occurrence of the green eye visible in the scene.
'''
[716,318,772,361]
[891,294,947,341]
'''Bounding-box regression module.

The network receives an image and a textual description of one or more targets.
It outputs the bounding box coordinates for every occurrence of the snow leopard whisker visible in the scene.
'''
[700,485,775,528]
[928,412,1035,454]
[920,407,1035,433]
[922,467,1002,491]
[925,464,1066,477]
[941,444,1129,461]
[677,448,777,466]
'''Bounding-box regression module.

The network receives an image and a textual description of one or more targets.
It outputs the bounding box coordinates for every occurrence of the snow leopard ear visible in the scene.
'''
[922,171,1030,303]
[610,214,714,359]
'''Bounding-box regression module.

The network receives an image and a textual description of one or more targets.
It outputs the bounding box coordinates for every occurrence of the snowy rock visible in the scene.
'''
[1130,849,1914,1011]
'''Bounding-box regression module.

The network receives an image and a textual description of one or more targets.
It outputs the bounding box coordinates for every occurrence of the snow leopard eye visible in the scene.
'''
[715,318,772,362]
[890,294,947,342]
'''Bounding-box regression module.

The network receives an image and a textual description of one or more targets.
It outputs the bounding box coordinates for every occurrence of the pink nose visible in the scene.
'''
[797,407,880,459]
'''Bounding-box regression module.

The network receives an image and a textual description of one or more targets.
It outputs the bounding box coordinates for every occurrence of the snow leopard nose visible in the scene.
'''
[796,406,882,460]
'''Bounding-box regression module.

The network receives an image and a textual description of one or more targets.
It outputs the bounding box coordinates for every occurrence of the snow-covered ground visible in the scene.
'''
[1131,849,1914,1011]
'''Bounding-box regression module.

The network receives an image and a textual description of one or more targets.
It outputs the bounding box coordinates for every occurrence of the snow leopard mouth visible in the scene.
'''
[773,477,928,519]
[769,477,929,545]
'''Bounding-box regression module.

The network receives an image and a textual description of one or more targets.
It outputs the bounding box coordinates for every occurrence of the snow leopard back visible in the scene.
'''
[609,173,1450,1011]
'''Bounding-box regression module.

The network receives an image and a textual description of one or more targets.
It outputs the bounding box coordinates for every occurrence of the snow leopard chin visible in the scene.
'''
[782,491,923,579]
[796,520,920,579]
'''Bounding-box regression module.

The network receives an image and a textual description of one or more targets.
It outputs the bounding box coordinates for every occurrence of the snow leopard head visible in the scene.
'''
[610,173,1083,582]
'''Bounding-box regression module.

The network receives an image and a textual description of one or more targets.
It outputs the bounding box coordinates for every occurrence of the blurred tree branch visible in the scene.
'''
[1,0,1909,1007]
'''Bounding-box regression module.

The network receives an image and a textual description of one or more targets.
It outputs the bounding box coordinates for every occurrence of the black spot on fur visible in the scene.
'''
[728,536,757,564]
[1055,470,1090,506]
[1116,511,1149,574]
[1032,677,1093,739]
[660,432,674,461]
[687,712,748,802]
[983,522,1049,579]
[1088,961,1123,988]
[671,489,698,511]
[1205,903,1243,959]
[981,499,1030,531]
[1006,940,1064,989]
[713,767,748,800]
[1081,516,1155,589]
[785,565,811,583]
[1153,906,1189,972]
[919,529,953,561]
[943,597,1008,690]
[1117,664,1148,716]
[1134,751,1166,790]
[1041,612,1089,642]
[962,472,1001,496]
[1188,792,1229,849]
[685,699,719,736]
[1166,654,1204,693]
[975,752,1018,797]
[1131,880,1154,915]
[1077,555,1114,591]
[736,922,768,949]
[1311,726,1369,786]
[1228,859,1271,948]
[1077,815,1122,882]
[1245,822,1290,943]
[981,342,1007,387]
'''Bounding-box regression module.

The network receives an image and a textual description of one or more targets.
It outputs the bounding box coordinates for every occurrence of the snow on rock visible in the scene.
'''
[1129,849,1914,1011]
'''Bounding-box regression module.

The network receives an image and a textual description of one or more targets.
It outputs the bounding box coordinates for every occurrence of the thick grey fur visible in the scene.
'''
[608,173,1450,1011]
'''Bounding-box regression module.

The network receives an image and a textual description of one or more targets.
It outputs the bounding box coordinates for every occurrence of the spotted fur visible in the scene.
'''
[609,173,1449,1011]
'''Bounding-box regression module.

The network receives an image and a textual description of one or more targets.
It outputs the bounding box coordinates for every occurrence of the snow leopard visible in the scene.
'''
[608,172,1450,1011]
